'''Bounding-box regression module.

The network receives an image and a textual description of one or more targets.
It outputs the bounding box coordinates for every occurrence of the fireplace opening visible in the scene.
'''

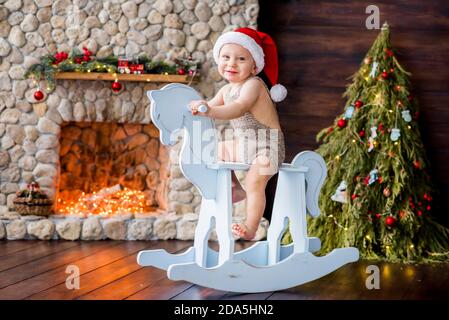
[56,122,167,217]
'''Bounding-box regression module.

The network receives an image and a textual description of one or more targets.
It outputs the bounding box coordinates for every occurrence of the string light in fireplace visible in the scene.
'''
[57,187,147,216]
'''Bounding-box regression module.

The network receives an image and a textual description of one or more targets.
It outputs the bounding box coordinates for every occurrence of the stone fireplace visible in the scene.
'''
[0,0,263,241]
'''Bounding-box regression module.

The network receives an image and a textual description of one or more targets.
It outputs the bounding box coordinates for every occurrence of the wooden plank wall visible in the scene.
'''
[259,0,449,226]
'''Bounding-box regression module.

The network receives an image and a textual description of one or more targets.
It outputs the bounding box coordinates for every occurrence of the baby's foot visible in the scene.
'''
[232,184,246,204]
[232,223,256,241]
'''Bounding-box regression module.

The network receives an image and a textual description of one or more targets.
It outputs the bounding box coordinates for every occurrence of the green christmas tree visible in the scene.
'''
[293,23,449,262]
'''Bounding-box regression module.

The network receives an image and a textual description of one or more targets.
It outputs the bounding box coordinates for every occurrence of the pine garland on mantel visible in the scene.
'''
[25,47,200,92]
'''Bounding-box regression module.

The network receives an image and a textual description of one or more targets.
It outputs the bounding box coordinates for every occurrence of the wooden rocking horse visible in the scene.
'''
[137,83,359,293]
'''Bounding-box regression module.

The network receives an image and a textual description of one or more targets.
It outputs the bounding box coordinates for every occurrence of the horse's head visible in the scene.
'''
[147,84,200,146]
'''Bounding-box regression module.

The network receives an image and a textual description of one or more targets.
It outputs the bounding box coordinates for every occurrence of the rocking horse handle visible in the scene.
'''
[187,104,208,114]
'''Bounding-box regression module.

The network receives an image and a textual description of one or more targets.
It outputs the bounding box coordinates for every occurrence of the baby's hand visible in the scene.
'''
[189,100,209,115]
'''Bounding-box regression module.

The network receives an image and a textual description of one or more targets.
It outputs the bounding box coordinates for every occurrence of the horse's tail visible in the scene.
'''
[291,151,327,218]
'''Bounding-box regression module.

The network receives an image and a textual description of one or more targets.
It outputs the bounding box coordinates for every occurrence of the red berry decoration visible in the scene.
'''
[177,68,186,75]
[111,80,122,93]
[337,118,347,128]
[34,89,44,101]
[359,130,365,138]
[414,111,420,120]
[381,71,389,79]
[385,216,396,227]
[351,194,358,200]
[354,100,363,108]
[413,160,421,169]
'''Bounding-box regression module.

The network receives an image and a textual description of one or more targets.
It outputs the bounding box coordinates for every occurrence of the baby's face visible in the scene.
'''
[218,44,257,83]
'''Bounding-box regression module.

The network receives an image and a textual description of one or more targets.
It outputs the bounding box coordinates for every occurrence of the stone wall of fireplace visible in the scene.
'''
[0,0,265,240]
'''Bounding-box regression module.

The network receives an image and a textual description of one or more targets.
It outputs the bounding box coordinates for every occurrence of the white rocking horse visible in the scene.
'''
[137,83,359,293]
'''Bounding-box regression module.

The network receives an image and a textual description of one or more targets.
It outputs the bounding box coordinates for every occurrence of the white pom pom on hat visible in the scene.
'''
[213,27,287,102]
[270,84,288,102]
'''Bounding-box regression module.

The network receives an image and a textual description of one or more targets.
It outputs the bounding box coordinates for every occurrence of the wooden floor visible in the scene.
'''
[0,240,448,300]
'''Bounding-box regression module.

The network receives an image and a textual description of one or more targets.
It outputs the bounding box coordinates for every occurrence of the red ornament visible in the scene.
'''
[385,216,396,227]
[381,71,389,79]
[351,194,358,200]
[426,205,431,211]
[390,68,394,73]
[359,130,365,138]
[417,210,423,217]
[364,176,370,185]
[111,80,122,93]
[177,68,186,75]
[375,213,381,219]
[413,160,421,169]
[354,100,363,109]
[34,90,44,101]
[337,118,347,128]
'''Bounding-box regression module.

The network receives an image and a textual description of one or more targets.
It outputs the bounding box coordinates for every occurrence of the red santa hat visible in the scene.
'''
[213,27,287,102]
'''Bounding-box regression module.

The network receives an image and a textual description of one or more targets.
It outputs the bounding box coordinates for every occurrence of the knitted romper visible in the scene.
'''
[223,76,286,175]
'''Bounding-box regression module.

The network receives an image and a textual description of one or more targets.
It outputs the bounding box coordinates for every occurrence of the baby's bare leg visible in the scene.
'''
[217,140,246,203]
[232,156,273,240]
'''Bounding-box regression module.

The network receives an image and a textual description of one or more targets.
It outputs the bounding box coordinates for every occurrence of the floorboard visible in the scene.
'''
[77,241,193,300]
[0,241,448,300]
[0,241,42,257]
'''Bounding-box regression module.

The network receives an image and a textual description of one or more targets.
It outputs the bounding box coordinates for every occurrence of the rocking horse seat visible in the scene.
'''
[207,161,309,173]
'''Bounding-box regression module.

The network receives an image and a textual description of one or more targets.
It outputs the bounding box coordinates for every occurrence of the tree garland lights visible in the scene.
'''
[283,23,449,262]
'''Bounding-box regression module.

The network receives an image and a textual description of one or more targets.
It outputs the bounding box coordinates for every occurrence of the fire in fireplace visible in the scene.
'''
[56,122,166,216]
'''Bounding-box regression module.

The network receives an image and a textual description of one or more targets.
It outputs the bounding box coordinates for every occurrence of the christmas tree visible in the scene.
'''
[289,23,449,262]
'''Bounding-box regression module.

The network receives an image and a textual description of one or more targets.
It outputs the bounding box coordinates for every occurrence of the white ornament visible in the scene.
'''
[368,126,377,152]
[270,84,287,102]
[390,128,401,141]
[368,169,378,185]
[344,106,355,119]
[369,61,379,78]
[331,180,348,203]
[401,110,412,122]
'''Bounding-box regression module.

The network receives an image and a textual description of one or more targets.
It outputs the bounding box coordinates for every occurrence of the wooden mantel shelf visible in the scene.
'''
[54,72,197,83]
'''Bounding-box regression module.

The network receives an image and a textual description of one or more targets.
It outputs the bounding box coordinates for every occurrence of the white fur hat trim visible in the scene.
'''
[213,31,265,74]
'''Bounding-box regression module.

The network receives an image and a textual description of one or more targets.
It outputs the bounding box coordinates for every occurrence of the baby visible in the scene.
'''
[189,27,287,240]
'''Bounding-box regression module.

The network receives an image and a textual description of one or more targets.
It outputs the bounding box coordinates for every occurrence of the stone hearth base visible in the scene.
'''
[0,212,269,241]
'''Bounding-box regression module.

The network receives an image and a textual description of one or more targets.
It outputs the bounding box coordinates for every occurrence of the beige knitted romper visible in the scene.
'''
[223,76,286,175]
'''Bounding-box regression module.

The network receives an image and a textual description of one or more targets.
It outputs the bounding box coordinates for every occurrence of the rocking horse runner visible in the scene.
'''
[137,83,359,293]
